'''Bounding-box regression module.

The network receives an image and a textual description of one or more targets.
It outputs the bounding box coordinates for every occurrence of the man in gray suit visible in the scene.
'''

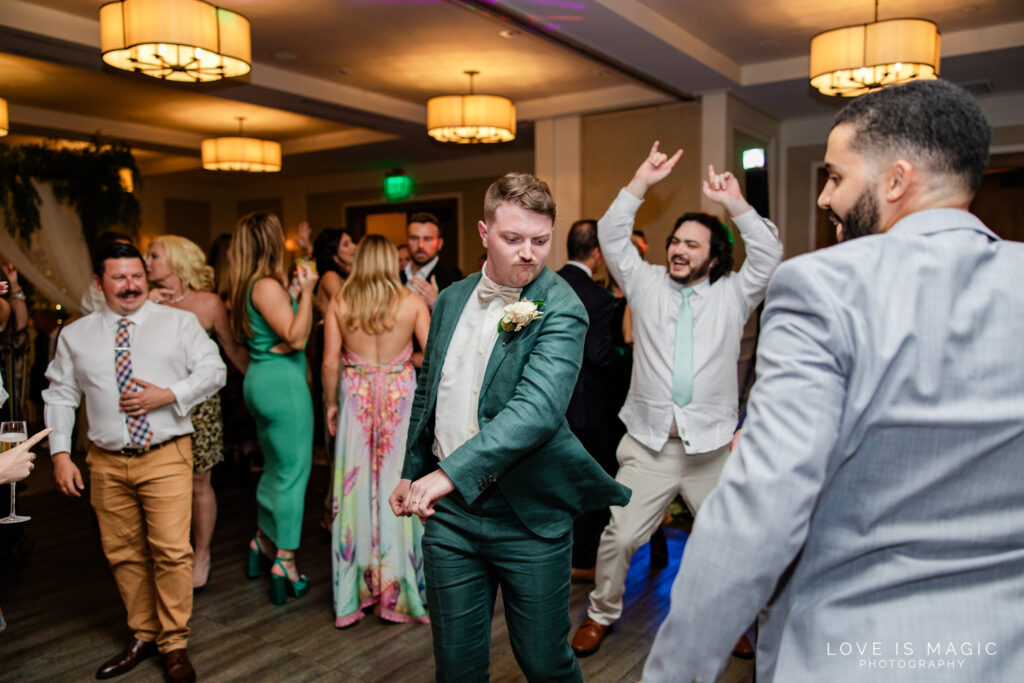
[643,80,1024,682]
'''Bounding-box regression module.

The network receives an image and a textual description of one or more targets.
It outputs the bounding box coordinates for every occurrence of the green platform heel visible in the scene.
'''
[269,557,310,605]
[246,531,271,579]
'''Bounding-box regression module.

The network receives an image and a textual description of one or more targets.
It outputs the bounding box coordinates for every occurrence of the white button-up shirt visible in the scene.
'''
[43,300,226,454]
[433,265,520,460]
[599,188,783,453]
[404,255,439,283]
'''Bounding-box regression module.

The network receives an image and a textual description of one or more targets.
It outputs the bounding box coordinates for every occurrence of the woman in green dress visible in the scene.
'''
[229,211,319,605]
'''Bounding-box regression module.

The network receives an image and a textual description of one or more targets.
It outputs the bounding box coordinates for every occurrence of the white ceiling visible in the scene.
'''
[2,0,1023,179]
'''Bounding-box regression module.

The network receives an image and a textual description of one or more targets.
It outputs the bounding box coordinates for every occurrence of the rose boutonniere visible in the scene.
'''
[498,298,545,333]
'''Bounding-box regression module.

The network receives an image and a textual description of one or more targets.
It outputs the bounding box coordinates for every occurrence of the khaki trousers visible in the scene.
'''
[87,438,193,652]
[586,433,730,625]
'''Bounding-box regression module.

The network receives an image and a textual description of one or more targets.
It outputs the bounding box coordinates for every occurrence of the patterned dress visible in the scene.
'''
[331,343,428,626]
[190,393,224,472]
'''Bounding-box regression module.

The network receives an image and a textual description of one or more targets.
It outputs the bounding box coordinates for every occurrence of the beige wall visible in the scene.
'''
[581,101,702,267]
[781,120,1024,260]
[134,149,533,276]
[782,143,827,258]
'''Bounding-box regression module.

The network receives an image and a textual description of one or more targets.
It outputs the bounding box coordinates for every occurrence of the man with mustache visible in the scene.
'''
[644,80,1024,681]
[44,240,225,683]
[572,143,783,656]
[400,211,463,309]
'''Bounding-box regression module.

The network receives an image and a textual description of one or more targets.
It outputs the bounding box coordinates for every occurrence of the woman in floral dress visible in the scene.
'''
[322,235,430,627]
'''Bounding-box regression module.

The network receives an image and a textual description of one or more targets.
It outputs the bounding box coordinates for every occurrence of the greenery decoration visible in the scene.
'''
[0,142,140,245]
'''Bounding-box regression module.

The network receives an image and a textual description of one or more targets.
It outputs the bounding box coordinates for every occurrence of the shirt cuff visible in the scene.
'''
[48,433,72,457]
[618,186,646,208]
[167,380,193,417]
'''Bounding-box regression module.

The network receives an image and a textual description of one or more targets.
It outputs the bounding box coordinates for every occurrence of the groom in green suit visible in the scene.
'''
[391,172,631,681]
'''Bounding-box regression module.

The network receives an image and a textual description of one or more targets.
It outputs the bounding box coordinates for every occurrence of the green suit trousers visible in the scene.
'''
[422,489,582,682]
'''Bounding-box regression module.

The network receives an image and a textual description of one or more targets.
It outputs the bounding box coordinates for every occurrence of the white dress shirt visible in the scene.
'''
[599,188,783,453]
[433,265,520,460]
[564,260,593,278]
[43,300,226,454]
[404,255,439,283]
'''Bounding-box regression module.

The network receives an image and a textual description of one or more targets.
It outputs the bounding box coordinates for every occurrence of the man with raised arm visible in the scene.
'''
[572,142,783,656]
[644,79,1024,682]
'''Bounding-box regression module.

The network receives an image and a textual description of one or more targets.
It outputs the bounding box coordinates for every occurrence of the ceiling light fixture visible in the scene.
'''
[809,0,940,97]
[427,71,515,144]
[0,98,8,137]
[100,0,251,83]
[201,117,281,172]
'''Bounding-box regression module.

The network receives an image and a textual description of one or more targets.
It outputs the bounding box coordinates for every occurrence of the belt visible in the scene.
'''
[102,435,183,457]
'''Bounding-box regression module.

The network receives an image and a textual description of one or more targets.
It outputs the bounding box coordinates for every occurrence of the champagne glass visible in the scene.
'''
[0,421,30,524]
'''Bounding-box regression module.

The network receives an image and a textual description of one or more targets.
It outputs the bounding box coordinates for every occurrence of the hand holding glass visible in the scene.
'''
[1,421,31,523]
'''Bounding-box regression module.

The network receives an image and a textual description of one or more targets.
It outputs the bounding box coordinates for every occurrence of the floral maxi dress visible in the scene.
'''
[331,343,428,626]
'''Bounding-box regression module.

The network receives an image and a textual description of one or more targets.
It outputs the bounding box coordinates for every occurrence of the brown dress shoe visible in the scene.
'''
[163,649,196,683]
[571,617,610,657]
[732,634,755,659]
[95,638,158,679]
[570,567,596,584]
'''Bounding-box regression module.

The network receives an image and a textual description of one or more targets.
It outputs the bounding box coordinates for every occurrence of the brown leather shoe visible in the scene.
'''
[571,617,610,657]
[570,567,596,584]
[163,649,196,683]
[95,638,158,679]
[732,634,755,659]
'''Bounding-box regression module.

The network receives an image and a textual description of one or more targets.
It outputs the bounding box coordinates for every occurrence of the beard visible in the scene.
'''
[669,255,712,286]
[833,188,881,242]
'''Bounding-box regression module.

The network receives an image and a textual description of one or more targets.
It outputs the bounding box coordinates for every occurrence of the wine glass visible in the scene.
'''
[0,421,31,524]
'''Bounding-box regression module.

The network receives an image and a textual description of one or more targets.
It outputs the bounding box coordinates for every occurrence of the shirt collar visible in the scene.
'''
[477,262,523,297]
[668,274,711,297]
[565,260,593,278]
[101,299,154,328]
[887,208,998,241]
[405,255,440,282]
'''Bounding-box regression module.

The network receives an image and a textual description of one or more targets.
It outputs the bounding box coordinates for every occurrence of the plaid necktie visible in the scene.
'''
[115,318,154,447]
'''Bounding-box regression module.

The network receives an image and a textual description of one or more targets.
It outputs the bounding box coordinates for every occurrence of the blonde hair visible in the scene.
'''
[229,212,286,343]
[483,172,556,224]
[338,234,402,335]
[151,235,214,292]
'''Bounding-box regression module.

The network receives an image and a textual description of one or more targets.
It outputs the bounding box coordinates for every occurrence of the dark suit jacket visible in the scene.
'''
[401,267,631,538]
[557,263,617,430]
[400,261,463,292]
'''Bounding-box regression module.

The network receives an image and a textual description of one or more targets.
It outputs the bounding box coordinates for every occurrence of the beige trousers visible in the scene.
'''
[87,438,193,652]
[586,433,730,626]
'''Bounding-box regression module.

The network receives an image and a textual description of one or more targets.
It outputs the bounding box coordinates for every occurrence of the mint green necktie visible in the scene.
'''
[672,287,695,407]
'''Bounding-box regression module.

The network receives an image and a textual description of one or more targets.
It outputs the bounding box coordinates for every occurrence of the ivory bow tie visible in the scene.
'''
[477,277,521,305]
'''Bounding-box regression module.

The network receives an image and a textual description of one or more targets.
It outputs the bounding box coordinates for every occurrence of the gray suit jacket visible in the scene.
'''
[644,209,1024,682]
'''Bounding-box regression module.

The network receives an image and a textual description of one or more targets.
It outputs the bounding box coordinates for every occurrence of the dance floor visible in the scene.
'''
[0,460,753,682]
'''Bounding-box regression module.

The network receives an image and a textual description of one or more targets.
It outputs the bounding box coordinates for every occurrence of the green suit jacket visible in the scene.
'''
[402,267,631,539]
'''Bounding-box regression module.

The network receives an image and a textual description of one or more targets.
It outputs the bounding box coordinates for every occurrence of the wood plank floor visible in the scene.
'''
[0,462,753,682]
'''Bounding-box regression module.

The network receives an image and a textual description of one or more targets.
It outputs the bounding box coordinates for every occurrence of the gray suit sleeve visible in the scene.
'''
[643,259,850,682]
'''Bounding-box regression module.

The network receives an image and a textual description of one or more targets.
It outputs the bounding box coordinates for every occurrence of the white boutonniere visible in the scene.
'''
[498,298,545,333]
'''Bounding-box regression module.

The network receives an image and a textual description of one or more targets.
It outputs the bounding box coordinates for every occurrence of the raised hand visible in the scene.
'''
[701,164,752,217]
[296,220,313,257]
[1,260,19,288]
[625,141,684,199]
[407,275,438,309]
[295,262,319,293]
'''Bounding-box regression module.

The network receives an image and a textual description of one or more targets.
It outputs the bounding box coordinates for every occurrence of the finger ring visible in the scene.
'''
[411,499,419,503]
